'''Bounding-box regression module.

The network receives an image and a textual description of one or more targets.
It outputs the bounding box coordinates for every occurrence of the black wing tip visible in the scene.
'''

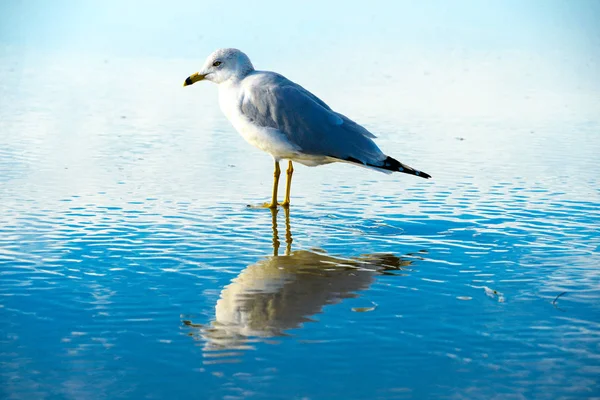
[341,156,432,179]
[378,156,432,179]
[416,169,432,179]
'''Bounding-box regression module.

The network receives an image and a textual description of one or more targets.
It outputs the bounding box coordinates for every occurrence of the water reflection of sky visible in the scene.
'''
[1,1,600,399]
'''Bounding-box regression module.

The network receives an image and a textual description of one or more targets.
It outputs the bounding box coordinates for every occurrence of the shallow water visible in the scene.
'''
[2,44,600,399]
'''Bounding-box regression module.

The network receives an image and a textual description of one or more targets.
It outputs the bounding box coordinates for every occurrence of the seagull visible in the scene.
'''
[183,48,431,208]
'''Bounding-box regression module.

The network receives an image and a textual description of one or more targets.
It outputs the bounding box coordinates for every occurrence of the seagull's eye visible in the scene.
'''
[212,61,222,67]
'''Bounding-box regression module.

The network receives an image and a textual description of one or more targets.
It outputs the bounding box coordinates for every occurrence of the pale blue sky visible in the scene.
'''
[2,0,599,59]
[2,0,599,121]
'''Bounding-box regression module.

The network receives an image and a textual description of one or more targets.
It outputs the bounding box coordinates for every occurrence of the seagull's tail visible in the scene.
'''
[369,156,431,179]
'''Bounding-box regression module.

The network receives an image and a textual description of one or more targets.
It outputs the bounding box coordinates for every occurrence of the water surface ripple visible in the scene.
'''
[1,54,599,399]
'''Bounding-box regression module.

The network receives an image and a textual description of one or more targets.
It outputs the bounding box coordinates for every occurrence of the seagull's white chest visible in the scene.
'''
[218,80,299,161]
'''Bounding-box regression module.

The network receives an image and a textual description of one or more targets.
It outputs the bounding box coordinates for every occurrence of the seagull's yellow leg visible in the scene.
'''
[281,161,294,208]
[268,161,281,209]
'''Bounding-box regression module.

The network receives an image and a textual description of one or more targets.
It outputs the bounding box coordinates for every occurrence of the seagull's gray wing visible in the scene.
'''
[239,72,384,164]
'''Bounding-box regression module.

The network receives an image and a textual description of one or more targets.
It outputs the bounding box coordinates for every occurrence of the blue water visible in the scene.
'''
[2,1,600,399]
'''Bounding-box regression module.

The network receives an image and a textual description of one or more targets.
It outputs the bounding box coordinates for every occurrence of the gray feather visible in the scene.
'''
[239,72,384,164]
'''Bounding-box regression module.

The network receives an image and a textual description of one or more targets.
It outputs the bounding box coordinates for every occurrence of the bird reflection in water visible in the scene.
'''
[184,208,421,352]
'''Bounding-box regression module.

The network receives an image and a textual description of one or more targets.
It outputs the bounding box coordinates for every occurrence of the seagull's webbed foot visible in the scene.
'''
[247,202,279,209]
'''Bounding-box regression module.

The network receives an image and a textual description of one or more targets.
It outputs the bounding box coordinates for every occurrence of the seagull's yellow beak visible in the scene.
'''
[183,72,205,87]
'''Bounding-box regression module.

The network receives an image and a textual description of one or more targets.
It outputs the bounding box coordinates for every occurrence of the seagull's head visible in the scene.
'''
[183,48,254,86]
